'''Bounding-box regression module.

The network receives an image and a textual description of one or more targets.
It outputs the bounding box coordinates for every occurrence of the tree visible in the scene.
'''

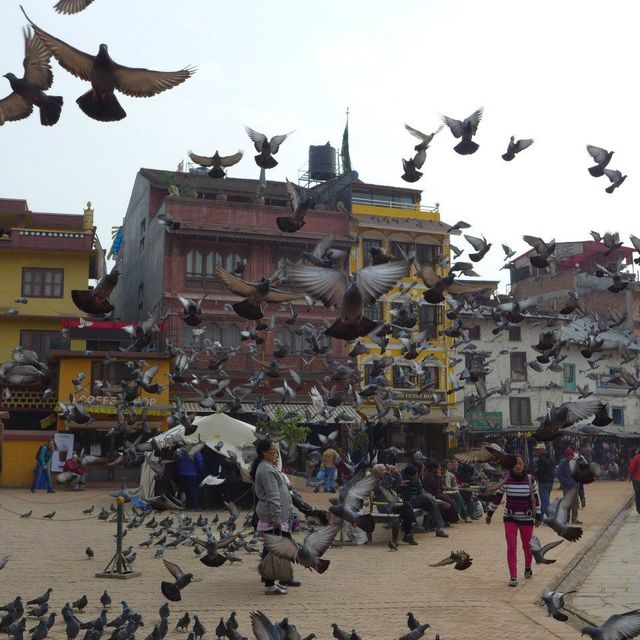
[257,406,310,446]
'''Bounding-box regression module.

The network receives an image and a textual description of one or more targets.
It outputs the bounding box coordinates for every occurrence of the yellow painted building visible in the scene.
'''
[0,197,102,486]
[349,182,462,457]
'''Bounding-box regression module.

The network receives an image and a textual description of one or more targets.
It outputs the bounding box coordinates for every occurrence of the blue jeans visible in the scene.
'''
[31,464,53,491]
[539,482,553,517]
[323,467,336,492]
[633,481,640,514]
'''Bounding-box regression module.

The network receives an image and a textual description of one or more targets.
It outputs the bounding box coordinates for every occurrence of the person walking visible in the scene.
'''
[486,455,541,587]
[534,443,555,517]
[251,438,298,595]
[557,447,584,524]
[30,440,56,493]
[628,448,640,515]
[320,446,340,493]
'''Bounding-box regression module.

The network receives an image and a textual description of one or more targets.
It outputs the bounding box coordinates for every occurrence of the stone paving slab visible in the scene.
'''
[571,506,640,623]
[0,481,632,639]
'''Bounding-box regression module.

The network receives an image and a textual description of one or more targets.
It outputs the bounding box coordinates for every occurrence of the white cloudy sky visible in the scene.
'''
[1,0,638,285]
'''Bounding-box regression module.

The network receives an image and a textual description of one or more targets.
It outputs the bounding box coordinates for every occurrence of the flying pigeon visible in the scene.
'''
[1,27,62,126]
[22,8,195,122]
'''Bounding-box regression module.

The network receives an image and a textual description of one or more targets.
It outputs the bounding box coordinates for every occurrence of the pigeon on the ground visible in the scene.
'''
[429,550,473,570]
[176,613,190,632]
[22,8,194,122]
[1,27,62,126]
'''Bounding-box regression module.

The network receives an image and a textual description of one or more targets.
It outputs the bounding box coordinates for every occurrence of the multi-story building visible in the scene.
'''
[0,198,103,485]
[510,239,640,333]
[349,182,481,458]
[111,168,360,426]
[456,308,640,455]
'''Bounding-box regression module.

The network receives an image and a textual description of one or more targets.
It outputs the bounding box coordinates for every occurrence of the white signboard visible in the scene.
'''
[52,432,75,472]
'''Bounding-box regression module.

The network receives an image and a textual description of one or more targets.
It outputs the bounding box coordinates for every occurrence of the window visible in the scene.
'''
[364,301,384,322]
[137,283,144,320]
[22,268,63,298]
[362,239,382,266]
[464,395,485,415]
[467,325,481,340]
[183,323,221,349]
[510,352,528,382]
[563,363,576,391]
[612,406,625,426]
[140,218,146,252]
[276,327,304,353]
[186,249,204,277]
[464,352,486,384]
[222,324,241,348]
[392,241,411,260]
[418,305,442,339]
[392,365,414,388]
[422,365,440,389]
[510,397,531,426]
[508,326,521,341]
[363,364,374,386]
[416,244,439,266]
[20,330,65,359]
[599,367,626,389]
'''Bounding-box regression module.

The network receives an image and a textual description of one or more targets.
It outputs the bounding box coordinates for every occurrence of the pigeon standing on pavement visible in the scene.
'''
[22,8,195,122]
[0,27,63,127]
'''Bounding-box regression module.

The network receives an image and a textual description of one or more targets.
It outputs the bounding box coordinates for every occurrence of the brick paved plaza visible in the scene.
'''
[0,481,632,640]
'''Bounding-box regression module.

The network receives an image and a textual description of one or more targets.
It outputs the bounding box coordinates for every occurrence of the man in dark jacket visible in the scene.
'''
[399,466,448,538]
[534,443,555,516]
[372,464,418,545]
[556,447,584,524]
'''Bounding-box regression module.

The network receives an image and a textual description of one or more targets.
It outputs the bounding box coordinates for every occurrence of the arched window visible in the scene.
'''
[186,249,203,276]
[222,323,241,347]
[206,251,222,276]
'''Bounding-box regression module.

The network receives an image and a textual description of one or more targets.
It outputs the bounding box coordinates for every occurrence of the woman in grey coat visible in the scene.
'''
[251,437,298,595]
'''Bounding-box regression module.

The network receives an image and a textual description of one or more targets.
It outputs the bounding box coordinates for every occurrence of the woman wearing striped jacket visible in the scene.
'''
[486,455,542,587]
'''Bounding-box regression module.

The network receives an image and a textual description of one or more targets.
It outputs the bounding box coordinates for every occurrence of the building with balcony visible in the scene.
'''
[349,181,484,459]
[0,198,104,485]
[510,239,640,333]
[110,168,361,430]
[455,307,640,460]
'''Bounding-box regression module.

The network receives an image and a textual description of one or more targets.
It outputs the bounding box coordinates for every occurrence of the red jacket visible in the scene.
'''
[628,454,640,481]
[63,459,85,475]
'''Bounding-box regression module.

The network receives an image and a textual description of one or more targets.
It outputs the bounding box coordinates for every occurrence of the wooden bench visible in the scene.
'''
[367,498,427,544]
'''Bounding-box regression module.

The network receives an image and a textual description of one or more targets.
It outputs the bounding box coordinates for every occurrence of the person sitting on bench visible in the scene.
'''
[399,465,449,538]
[372,464,419,545]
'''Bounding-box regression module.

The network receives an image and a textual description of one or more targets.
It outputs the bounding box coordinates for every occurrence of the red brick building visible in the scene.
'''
[111,168,358,420]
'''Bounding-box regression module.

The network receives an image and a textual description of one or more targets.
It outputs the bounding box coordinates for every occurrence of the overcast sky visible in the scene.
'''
[1,0,639,286]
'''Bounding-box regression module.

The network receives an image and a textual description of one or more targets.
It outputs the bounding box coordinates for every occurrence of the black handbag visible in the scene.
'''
[258,552,293,582]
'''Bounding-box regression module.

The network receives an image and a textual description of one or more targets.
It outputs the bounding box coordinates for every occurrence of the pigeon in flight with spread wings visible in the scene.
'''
[187,150,243,179]
[263,523,341,573]
[418,264,488,304]
[215,266,300,320]
[284,260,410,340]
[502,136,534,161]
[22,8,195,122]
[53,0,95,14]
[581,609,640,640]
[529,536,563,564]
[160,559,193,602]
[544,487,583,541]
[276,180,313,233]
[441,107,483,155]
[245,127,293,169]
[1,27,62,126]
[586,145,614,177]
[429,550,473,571]
[71,267,120,315]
